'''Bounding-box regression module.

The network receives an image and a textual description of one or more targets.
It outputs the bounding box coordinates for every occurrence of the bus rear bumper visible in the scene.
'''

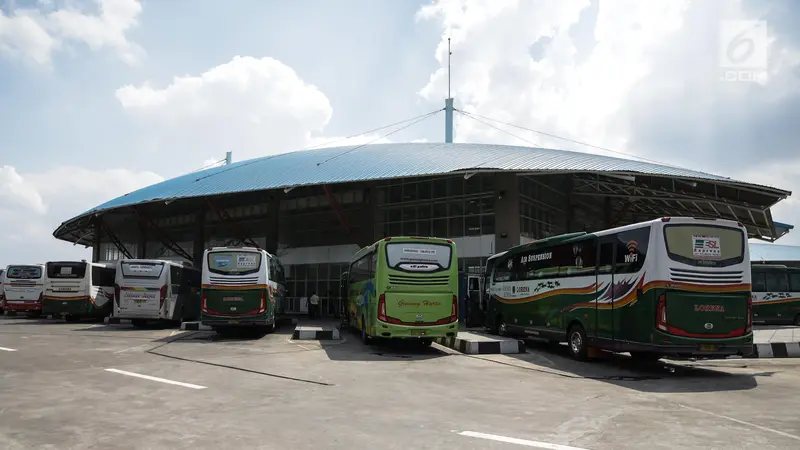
[374,322,458,339]
[4,301,42,312]
[201,313,274,327]
[609,340,754,358]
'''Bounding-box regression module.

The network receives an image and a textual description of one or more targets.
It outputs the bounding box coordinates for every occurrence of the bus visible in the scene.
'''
[0,269,5,314]
[3,264,46,315]
[43,261,116,321]
[751,264,800,325]
[346,237,459,346]
[484,217,753,361]
[201,246,286,333]
[114,259,201,327]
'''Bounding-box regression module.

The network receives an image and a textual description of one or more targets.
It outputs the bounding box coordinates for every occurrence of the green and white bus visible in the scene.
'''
[751,264,800,325]
[201,246,286,333]
[346,237,459,346]
[42,261,116,321]
[485,217,753,361]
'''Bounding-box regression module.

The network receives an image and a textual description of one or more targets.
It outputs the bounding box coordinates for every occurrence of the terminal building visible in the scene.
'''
[52,110,794,311]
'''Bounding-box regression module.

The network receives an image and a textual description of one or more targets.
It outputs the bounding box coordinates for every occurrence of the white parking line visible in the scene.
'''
[457,431,590,449]
[104,368,207,390]
[0,347,18,352]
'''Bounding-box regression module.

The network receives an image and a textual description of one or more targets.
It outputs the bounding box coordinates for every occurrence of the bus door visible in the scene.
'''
[595,240,617,342]
[467,275,484,327]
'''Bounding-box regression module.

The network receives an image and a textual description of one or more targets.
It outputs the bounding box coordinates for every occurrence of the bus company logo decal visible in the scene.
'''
[704,322,714,330]
[223,296,244,302]
[397,300,441,307]
[624,241,638,263]
[694,304,725,312]
[520,252,552,264]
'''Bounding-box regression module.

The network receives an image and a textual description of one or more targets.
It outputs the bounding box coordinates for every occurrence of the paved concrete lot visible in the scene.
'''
[754,325,800,344]
[2,316,800,450]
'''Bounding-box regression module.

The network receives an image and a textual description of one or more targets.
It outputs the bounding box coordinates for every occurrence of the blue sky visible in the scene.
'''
[1,0,800,266]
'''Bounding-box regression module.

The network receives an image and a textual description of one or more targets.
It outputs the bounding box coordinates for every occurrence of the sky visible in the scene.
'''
[1,0,799,267]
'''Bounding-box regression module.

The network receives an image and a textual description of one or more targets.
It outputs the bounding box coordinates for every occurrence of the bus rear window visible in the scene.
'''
[663,224,745,268]
[46,262,87,279]
[6,266,42,279]
[385,242,452,272]
[207,252,262,275]
[121,262,164,278]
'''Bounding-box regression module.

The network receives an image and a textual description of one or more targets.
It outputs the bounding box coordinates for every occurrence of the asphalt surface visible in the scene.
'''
[2,316,800,450]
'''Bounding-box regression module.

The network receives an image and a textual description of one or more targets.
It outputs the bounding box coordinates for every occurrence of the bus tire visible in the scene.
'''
[567,324,589,361]
[265,323,275,333]
[794,314,800,326]
[360,315,371,345]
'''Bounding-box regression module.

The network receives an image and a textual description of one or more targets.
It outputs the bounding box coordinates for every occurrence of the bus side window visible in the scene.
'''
[170,266,182,292]
[597,242,615,275]
[493,257,514,282]
[91,266,115,287]
[751,272,767,292]
[789,271,800,292]
[765,271,789,292]
[613,227,650,274]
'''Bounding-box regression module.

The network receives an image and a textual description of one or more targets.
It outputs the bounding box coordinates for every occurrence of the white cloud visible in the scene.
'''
[116,55,401,172]
[0,0,144,66]
[0,165,163,267]
[417,0,800,244]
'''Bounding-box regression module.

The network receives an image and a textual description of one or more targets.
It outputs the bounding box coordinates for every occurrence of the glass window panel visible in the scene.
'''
[417,220,432,237]
[389,185,402,203]
[433,202,448,218]
[449,177,464,196]
[403,183,418,202]
[466,175,481,194]
[466,216,481,236]
[480,197,495,215]
[389,208,402,222]
[483,174,495,193]
[449,217,464,237]
[418,204,432,220]
[432,219,448,237]
[402,221,417,236]
[402,206,417,221]
[433,179,448,198]
[418,181,432,200]
[449,201,464,217]
[466,199,480,216]
[481,214,495,235]
[388,222,402,236]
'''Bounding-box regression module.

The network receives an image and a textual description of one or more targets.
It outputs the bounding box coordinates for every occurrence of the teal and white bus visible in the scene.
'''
[485,217,753,361]
[346,237,459,346]
[201,246,286,333]
[751,264,800,325]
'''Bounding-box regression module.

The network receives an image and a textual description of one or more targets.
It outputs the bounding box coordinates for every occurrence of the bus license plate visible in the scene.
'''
[411,329,427,336]
[700,344,718,352]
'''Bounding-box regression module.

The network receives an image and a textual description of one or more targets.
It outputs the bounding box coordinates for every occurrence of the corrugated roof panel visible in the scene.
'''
[79,142,790,218]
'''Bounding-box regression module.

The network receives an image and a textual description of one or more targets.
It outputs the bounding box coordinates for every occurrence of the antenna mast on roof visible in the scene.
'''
[225,151,232,165]
[445,37,454,144]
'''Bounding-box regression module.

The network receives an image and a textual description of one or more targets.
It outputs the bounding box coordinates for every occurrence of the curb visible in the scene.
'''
[292,326,340,340]
[435,336,526,354]
[104,317,132,325]
[180,322,213,331]
[747,342,800,358]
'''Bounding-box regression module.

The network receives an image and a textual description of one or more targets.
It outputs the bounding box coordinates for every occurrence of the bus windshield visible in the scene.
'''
[121,261,165,278]
[7,266,42,279]
[385,242,452,272]
[46,262,87,279]
[207,251,262,276]
[663,224,745,268]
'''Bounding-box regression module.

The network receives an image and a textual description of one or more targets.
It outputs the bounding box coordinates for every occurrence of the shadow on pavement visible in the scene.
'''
[320,326,450,362]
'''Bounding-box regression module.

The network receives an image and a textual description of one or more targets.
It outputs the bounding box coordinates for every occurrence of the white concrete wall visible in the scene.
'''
[450,235,496,258]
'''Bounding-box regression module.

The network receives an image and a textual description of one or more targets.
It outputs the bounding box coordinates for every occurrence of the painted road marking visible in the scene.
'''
[676,404,800,441]
[0,347,18,352]
[104,368,207,390]
[458,431,590,449]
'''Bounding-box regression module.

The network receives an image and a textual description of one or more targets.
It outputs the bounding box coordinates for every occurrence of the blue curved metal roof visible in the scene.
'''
[750,242,800,263]
[79,142,789,218]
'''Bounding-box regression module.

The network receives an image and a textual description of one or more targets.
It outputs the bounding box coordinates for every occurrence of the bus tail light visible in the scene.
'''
[159,285,167,310]
[114,284,121,307]
[201,291,207,313]
[259,290,266,313]
[656,294,668,332]
[378,294,387,322]
[384,237,392,242]
[746,295,753,333]
[450,295,458,323]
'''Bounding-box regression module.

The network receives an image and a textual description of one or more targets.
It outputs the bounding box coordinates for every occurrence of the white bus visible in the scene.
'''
[201,246,286,333]
[485,217,753,360]
[114,259,201,327]
[3,264,46,315]
[0,269,5,314]
[43,261,116,321]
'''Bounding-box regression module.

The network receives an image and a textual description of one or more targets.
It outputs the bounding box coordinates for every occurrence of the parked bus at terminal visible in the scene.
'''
[201,247,286,333]
[751,264,800,325]
[0,269,5,313]
[113,259,201,327]
[346,236,459,346]
[43,261,116,321]
[485,217,753,361]
[2,264,46,315]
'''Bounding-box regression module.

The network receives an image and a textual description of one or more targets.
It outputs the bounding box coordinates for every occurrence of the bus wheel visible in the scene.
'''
[360,316,371,345]
[567,324,589,361]
[794,314,800,326]
[265,323,275,333]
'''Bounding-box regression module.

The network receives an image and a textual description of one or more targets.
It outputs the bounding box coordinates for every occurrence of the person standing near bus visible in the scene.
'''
[309,292,320,319]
